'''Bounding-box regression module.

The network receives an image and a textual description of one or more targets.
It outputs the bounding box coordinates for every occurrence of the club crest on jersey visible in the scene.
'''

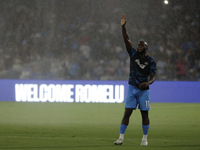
[135,59,147,69]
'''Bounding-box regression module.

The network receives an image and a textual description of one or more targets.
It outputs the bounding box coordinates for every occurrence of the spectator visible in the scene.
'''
[175,57,186,80]
[0,0,199,81]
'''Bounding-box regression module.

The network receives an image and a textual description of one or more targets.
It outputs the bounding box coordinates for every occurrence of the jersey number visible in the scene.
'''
[145,100,150,108]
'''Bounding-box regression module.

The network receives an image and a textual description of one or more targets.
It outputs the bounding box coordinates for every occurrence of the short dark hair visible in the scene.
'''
[139,41,148,50]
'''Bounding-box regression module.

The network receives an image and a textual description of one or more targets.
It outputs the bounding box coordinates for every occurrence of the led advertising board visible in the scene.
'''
[0,80,199,103]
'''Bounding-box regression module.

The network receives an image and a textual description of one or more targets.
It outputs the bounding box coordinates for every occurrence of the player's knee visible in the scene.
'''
[124,108,133,118]
[123,113,131,119]
[142,118,149,125]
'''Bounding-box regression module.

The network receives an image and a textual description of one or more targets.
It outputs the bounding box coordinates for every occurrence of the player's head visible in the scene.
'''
[137,41,148,55]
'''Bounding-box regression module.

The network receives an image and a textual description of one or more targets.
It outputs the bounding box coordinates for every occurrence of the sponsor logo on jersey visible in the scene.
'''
[135,59,148,69]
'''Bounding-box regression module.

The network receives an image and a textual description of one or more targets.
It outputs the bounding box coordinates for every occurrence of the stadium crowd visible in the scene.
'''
[0,0,199,81]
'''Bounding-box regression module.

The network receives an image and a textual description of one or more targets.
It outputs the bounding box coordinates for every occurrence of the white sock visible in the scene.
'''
[142,134,148,140]
[119,134,124,139]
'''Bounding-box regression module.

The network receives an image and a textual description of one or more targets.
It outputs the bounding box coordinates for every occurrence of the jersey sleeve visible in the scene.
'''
[149,58,156,75]
[128,47,137,58]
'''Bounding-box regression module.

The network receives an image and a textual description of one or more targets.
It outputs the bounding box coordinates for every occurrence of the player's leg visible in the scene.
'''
[114,85,137,145]
[120,108,134,138]
[121,108,134,125]
[138,89,150,146]
[140,110,149,146]
[114,108,134,145]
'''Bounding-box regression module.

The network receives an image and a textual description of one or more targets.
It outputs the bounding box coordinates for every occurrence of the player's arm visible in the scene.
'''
[121,13,132,52]
[147,74,155,85]
[139,74,155,90]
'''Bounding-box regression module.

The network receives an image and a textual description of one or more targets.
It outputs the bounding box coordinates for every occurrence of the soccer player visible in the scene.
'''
[114,13,156,146]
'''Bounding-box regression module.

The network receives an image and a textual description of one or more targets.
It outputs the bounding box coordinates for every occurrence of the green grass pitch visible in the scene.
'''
[0,102,200,150]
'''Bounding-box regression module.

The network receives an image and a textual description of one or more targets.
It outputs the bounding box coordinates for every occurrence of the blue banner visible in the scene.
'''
[0,79,199,103]
[150,81,200,103]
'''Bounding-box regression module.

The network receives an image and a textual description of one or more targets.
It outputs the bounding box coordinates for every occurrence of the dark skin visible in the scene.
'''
[121,13,155,126]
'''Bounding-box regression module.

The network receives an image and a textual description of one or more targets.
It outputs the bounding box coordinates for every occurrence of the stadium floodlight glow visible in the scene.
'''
[164,0,169,4]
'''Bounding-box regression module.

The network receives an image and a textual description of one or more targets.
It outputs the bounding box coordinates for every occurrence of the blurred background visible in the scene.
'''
[0,0,199,81]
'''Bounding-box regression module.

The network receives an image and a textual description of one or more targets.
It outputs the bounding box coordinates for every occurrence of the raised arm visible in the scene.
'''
[121,13,132,52]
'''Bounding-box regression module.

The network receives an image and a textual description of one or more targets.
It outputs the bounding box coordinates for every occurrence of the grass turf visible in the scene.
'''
[0,102,199,150]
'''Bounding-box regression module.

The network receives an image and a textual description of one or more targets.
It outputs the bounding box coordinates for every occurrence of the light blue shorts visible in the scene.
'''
[125,85,150,111]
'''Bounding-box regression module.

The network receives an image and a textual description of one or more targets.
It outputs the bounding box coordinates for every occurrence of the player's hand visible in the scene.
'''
[121,13,126,26]
[139,82,149,90]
